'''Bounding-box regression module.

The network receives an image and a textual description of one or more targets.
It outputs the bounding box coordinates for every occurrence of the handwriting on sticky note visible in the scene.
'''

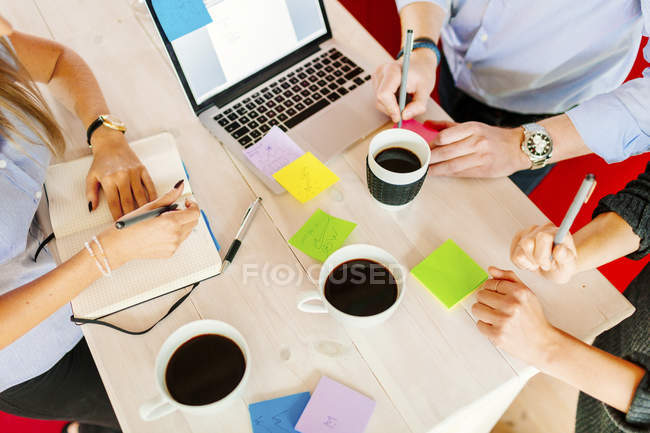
[289,209,356,262]
[152,0,213,41]
[243,127,304,178]
[295,376,375,433]
[411,239,488,309]
[394,119,439,143]
[249,392,310,433]
[272,152,339,203]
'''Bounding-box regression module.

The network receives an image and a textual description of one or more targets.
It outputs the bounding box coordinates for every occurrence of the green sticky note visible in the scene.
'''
[411,239,489,309]
[289,209,356,262]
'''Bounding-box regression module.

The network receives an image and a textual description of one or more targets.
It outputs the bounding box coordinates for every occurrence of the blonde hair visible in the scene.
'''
[0,38,64,155]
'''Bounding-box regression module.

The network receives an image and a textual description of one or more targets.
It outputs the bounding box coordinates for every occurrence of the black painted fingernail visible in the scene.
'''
[88,201,93,212]
[174,179,184,189]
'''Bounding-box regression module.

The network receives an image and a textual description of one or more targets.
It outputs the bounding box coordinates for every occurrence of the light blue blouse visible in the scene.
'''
[0,39,82,392]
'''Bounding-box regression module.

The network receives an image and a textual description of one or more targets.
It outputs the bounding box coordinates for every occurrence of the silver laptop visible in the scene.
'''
[146,0,387,193]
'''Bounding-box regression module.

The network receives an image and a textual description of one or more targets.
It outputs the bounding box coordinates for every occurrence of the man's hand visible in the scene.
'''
[86,128,157,220]
[373,49,438,123]
[426,120,530,177]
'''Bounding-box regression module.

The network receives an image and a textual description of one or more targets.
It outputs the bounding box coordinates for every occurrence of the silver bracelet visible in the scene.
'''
[84,237,112,277]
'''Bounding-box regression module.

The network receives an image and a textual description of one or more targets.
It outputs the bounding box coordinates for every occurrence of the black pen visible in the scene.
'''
[115,204,178,229]
[222,197,262,273]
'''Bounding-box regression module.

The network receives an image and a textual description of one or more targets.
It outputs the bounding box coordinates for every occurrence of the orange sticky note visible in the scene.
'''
[272,152,339,203]
[394,119,439,143]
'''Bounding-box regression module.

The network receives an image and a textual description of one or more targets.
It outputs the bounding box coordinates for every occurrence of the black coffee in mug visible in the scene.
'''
[165,334,245,406]
[375,147,421,173]
[324,259,398,317]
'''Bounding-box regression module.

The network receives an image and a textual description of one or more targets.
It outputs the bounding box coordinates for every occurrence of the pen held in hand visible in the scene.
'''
[115,204,179,229]
[397,29,414,129]
[553,173,597,248]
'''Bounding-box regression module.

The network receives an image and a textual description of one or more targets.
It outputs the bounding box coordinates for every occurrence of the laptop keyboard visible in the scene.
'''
[212,47,372,148]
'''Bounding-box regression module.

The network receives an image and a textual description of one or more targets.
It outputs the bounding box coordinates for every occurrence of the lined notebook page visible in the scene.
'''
[58,217,221,319]
[46,132,221,319]
[46,132,192,238]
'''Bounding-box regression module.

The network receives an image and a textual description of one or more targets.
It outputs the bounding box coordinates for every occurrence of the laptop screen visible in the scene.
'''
[155,0,328,106]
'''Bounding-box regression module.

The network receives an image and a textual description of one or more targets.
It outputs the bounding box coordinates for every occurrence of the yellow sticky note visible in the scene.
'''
[272,152,339,203]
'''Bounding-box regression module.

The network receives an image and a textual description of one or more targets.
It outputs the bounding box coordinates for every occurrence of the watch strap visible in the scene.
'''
[86,115,125,147]
[396,37,441,66]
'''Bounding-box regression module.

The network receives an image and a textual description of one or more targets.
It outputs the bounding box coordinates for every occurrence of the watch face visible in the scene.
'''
[100,114,125,129]
[526,132,551,157]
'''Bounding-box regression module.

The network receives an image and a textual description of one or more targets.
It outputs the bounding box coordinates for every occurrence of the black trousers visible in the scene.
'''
[436,55,557,195]
[0,338,121,433]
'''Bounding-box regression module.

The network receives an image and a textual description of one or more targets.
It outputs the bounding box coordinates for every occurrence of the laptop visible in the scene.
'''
[145,0,388,193]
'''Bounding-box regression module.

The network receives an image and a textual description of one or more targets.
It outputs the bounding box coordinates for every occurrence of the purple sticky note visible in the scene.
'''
[243,126,305,178]
[295,376,376,433]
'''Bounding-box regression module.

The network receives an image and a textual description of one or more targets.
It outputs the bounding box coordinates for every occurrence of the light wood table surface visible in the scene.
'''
[4,1,635,432]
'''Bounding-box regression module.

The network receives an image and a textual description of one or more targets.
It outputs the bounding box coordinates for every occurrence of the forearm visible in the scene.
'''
[538,114,592,164]
[572,212,641,272]
[541,328,646,413]
[0,248,102,349]
[399,2,446,45]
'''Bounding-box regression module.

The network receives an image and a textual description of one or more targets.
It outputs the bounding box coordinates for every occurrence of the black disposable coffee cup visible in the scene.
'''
[366,128,431,209]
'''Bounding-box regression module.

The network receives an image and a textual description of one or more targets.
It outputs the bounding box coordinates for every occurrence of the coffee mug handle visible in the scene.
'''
[139,395,177,421]
[297,290,328,314]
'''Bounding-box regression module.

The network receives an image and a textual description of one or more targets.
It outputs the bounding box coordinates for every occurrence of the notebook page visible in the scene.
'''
[46,132,191,238]
[57,215,221,319]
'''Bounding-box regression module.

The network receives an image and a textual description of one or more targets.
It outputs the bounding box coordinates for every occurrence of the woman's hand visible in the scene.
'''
[472,267,560,366]
[511,223,578,284]
[86,128,157,220]
[373,49,438,123]
[98,180,198,269]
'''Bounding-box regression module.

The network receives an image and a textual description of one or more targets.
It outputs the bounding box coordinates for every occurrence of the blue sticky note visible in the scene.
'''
[249,392,310,433]
[153,0,213,41]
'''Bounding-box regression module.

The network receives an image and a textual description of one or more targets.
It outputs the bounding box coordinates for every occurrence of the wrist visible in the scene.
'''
[508,127,529,171]
[536,326,569,371]
[98,229,129,269]
[90,127,128,154]
[412,47,438,68]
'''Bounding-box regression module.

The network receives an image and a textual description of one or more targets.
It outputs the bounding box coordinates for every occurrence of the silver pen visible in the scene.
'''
[397,29,414,129]
[553,174,597,247]
[221,197,262,273]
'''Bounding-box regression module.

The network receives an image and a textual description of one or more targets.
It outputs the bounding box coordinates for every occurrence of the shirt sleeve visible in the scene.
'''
[592,162,650,260]
[566,8,650,163]
[604,353,650,431]
[395,0,450,15]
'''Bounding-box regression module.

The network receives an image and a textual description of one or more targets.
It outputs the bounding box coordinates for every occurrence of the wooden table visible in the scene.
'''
[5,1,634,432]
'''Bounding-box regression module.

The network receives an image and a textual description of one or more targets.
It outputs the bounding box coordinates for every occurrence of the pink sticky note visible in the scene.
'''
[394,118,439,143]
[243,126,305,178]
[295,376,375,433]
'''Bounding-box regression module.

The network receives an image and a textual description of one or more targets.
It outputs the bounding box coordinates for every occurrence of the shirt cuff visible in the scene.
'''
[604,353,650,431]
[567,93,648,164]
[395,0,449,14]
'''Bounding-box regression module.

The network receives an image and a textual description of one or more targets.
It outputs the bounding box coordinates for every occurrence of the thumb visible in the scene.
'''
[85,174,100,212]
[488,266,523,283]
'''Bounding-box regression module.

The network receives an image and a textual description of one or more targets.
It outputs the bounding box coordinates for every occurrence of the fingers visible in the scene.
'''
[476,288,510,310]
[141,170,157,202]
[374,63,402,122]
[487,266,523,284]
[171,199,200,225]
[131,172,149,208]
[104,183,123,221]
[428,153,483,177]
[533,230,554,271]
[402,84,429,120]
[511,226,540,271]
[85,174,100,212]
[476,320,499,341]
[116,176,137,216]
[433,122,477,146]
[472,302,508,325]
[429,135,481,165]
[151,180,184,207]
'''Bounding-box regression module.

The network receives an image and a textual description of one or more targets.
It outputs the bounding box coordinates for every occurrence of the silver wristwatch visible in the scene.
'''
[521,123,553,169]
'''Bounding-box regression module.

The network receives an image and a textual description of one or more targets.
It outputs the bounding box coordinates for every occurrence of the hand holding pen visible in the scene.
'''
[510,174,596,283]
[97,180,200,269]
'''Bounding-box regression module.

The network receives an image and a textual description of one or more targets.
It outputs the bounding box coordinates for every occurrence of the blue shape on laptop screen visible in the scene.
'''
[153,0,213,41]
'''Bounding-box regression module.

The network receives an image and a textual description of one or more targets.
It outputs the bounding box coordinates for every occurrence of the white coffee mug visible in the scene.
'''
[139,320,250,421]
[297,244,406,327]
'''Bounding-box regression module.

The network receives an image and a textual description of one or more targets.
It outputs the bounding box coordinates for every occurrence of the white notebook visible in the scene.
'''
[45,133,222,319]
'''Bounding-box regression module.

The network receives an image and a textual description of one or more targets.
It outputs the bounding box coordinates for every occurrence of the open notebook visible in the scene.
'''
[45,132,222,319]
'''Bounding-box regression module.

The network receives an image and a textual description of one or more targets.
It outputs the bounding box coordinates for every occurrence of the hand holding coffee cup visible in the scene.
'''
[139,320,250,421]
[297,244,406,327]
[366,128,431,208]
